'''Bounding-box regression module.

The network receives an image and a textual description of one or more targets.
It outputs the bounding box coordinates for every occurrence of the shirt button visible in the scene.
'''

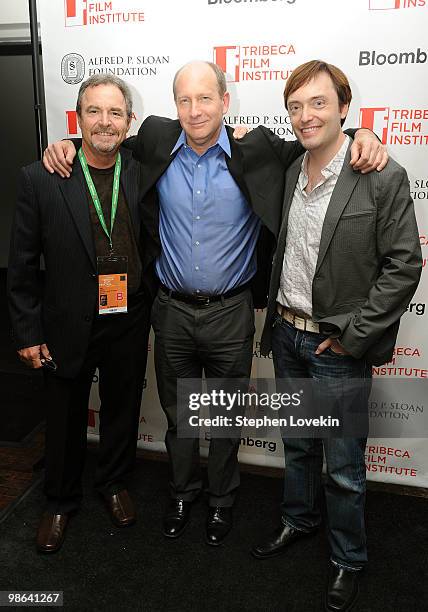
[196,215,200,220]
[196,289,200,294]
[198,164,201,168]
[195,266,199,271]
[195,241,200,246]
[196,190,201,195]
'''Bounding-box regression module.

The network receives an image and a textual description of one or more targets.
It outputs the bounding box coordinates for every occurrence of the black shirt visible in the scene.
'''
[86,164,142,296]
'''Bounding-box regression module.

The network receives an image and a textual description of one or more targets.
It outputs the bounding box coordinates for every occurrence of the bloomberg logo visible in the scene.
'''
[359,48,426,66]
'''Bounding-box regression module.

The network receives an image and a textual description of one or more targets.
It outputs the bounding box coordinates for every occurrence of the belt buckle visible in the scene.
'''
[194,294,211,306]
[294,316,305,331]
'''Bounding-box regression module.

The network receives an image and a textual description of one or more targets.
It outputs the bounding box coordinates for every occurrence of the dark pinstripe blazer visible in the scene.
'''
[260,142,422,366]
[7,147,143,378]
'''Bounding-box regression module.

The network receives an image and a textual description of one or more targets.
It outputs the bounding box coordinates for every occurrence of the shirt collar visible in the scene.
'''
[170,123,231,158]
[301,134,349,181]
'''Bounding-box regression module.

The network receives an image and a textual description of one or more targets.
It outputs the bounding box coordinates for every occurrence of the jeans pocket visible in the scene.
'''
[272,312,282,328]
[325,346,352,358]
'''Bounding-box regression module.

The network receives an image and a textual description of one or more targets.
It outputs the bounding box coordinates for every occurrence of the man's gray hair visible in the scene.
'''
[172,61,227,99]
[76,74,133,117]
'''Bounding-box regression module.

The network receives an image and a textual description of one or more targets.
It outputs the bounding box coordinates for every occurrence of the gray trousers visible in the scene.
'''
[151,287,255,507]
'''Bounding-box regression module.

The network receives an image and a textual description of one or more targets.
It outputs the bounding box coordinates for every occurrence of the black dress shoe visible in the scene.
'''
[251,522,315,559]
[36,512,70,554]
[163,499,191,538]
[104,489,136,527]
[325,564,360,611]
[206,506,232,546]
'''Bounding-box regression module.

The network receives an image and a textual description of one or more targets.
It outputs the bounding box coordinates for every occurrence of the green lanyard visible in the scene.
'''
[78,148,121,251]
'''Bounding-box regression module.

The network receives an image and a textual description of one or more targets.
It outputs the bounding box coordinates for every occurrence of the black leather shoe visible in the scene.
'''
[325,564,360,611]
[206,506,232,546]
[163,499,191,538]
[251,522,315,559]
[104,489,136,527]
[36,512,69,554]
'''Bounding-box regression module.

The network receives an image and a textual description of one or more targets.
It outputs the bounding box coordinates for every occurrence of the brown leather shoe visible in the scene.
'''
[36,512,69,554]
[104,489,136,527]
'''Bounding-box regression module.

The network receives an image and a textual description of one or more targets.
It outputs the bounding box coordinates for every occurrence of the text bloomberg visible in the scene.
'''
[359,48,426,66]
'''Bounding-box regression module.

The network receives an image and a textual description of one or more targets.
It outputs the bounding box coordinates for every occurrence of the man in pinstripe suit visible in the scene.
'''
[7,76,153,554]
[250,61,422,612]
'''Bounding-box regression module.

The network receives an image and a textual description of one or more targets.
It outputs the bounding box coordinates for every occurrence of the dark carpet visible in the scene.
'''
[0,451,426,612]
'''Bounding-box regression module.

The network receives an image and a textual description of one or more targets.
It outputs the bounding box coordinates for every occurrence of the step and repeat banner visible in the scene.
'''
[38,0,427,486]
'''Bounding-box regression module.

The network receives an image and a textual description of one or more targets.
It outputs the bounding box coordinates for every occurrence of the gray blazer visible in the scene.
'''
[260,142,422,366]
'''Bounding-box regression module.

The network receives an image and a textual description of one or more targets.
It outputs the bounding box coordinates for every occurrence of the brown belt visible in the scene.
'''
[276,303,320,333]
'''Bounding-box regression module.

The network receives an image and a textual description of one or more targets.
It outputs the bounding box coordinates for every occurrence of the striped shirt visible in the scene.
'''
[277,136,349,318]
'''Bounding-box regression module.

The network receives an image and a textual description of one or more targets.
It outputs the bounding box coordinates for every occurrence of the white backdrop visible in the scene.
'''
[38,0,428,486]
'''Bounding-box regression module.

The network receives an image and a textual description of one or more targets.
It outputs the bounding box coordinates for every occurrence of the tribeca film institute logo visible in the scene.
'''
[213,44,295,83]
[359,107,428,145]
[369,0,426,9]
[61,53,85,84]
[64,0,145,27]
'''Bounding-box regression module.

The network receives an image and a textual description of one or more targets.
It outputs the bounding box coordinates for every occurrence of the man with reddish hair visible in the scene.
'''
[251,61,421,611]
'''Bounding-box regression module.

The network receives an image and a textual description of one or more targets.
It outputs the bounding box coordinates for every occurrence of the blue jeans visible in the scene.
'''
[271,313,372,570]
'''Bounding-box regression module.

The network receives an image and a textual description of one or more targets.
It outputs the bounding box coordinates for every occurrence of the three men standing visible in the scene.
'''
[42,60,384,550]
[8,75,152,553]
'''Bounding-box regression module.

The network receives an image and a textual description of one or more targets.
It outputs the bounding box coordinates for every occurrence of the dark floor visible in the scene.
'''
[0,431,43,514]
[1,426,426,527]
[1,447,427,612]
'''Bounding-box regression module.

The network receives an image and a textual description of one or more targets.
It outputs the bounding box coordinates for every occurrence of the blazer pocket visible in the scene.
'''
[333,211,375,252]
[340,210,374,219]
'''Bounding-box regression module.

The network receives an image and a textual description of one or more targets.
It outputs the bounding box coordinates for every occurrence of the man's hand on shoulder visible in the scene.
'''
[43,140,77,178]
[18,343,52,369]
[232,125,250,140]
[350,128,388,174]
